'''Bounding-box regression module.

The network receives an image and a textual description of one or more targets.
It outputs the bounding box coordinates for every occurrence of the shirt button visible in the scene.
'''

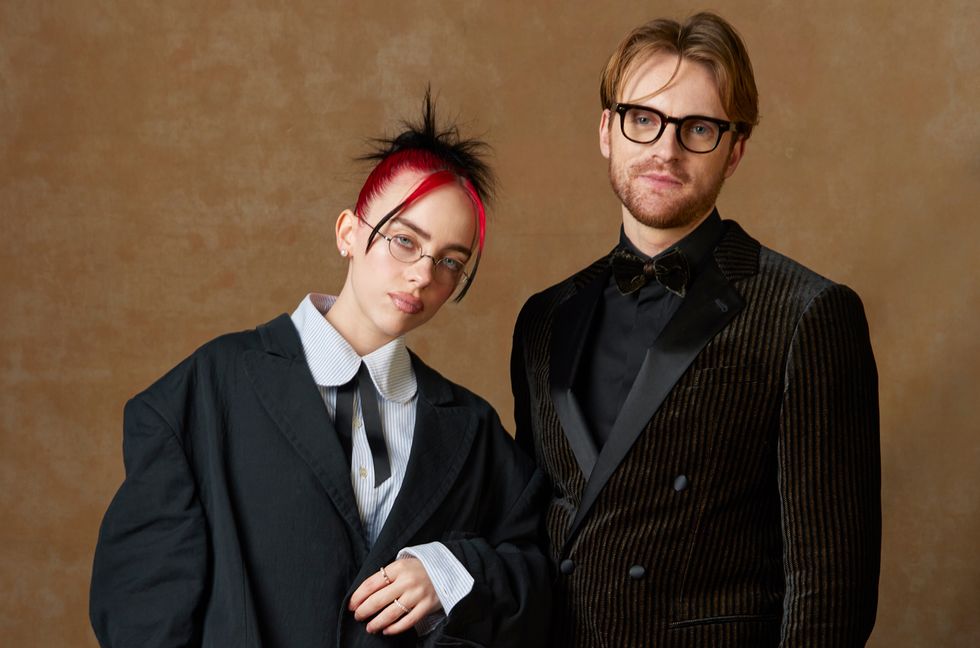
[673,474,689,492]
[358,466,368,478]
[353,417,363,429]
[559,559,575,575]
[628,564,646,580]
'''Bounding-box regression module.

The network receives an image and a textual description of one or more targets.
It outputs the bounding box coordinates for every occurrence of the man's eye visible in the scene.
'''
[686,121,717,138]
[631,112,658,128]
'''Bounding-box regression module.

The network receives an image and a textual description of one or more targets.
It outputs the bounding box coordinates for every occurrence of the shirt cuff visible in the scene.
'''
[398,541,474,634]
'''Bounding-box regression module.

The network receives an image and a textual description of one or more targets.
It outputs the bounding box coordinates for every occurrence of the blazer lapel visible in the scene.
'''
[243,314,367,553]
[355,354,478,580]
[564,252,746,550]
[549,264,609,479]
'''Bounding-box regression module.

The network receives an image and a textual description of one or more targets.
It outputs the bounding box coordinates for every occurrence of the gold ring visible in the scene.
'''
[379,566,391,585]
[393,598,410,614]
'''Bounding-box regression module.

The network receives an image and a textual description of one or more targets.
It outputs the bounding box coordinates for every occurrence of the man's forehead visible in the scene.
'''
[620,53,724,113]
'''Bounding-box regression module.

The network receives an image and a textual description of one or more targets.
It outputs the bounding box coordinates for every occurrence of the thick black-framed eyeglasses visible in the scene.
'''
[358,215,471,287]
[613,102,742,154]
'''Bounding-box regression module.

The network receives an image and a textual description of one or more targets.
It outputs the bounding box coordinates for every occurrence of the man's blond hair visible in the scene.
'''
[600,12,759,138]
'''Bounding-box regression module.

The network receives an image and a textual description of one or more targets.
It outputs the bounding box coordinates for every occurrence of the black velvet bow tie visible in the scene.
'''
[610,246,690,297]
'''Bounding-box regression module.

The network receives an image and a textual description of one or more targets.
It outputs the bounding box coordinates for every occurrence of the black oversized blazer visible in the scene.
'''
[512,220,881,647]
[91,314,551,647]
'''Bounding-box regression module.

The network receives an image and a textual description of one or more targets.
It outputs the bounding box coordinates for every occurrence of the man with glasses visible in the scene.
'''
[511,12,880,647]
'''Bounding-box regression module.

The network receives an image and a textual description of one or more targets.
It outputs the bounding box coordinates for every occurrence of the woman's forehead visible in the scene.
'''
[365,169,425,211]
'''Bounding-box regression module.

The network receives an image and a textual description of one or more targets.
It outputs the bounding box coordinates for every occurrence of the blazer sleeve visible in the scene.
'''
[426,415,553,648]
[90,395,208,648]
[778,283,881,646]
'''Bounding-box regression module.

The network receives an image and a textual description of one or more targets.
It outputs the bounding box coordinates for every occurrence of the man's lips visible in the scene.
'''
[389,292,423,315]
[638,172,684,188]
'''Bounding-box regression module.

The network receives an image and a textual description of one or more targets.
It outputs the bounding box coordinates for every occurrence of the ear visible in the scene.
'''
[599,109,612,159]
[723,137,747,179]
[335,209,358,256]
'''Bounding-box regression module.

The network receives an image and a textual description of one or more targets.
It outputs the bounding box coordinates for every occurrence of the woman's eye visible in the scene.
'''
[440,258,463,272]
[392,234,415,249]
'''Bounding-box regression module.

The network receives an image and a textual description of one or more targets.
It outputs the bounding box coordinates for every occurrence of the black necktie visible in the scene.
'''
[334,363,391,487]
[610,246,690,297]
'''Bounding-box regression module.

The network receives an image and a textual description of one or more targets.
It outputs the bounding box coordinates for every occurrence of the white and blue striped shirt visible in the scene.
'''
[290,293,473,624]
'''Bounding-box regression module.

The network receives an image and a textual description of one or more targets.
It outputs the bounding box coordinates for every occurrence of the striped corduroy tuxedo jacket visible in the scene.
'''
[511,219,881,647]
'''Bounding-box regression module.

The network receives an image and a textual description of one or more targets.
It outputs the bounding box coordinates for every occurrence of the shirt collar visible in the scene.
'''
[290,293,417,403]
[618,208,723,271]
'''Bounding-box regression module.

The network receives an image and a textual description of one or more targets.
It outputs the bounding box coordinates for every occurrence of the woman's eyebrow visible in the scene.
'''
[393,216,472,257]
[393,216,431,241]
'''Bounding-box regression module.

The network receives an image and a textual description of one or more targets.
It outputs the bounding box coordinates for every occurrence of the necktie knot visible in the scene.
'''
[611,246,690,297]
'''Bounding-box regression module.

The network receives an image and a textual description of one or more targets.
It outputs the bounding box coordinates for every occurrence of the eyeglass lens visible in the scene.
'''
[620,106,722,153]
[386,234,465,285]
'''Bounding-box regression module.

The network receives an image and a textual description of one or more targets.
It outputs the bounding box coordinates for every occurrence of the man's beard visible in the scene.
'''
[608,159,725,230]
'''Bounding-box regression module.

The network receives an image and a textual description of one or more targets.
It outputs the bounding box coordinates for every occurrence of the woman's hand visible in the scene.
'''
[349,556,442,635]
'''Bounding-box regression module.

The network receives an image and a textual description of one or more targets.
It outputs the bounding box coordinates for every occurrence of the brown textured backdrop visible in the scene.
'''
[1,1,977,646]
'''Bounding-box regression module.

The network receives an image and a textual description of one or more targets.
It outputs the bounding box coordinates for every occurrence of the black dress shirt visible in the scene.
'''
[576,210,724,446]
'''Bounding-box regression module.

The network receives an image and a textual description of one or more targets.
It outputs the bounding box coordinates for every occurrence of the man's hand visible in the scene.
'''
[349,556,442,635]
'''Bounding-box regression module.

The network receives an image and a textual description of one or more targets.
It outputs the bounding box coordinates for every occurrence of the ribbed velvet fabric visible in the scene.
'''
[512,221,880,647]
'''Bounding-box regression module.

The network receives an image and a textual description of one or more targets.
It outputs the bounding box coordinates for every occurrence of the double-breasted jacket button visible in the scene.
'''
[559,558,575,575]
[628,564,646,580]
[673,474,689,492]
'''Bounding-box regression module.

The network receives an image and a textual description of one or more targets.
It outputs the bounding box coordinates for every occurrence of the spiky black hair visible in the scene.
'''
[356,87,495,211]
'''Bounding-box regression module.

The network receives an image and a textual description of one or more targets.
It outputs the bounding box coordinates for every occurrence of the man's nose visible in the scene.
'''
[648,124,684,159]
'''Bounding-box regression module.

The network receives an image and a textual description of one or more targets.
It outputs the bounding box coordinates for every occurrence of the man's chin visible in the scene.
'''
[627,204,703,231]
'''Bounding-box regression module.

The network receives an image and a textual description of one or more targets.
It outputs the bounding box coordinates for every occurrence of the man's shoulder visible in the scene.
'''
[758,245,833,286]
[756,243,863,316]
[712,218,872,329]
[731,223,866,319]
[517,254,610,320]
[721,218,837,290]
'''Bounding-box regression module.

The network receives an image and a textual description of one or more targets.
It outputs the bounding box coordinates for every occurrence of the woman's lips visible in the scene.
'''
[389,292,423,314]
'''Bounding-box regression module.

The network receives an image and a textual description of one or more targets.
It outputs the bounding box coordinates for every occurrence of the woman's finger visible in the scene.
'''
[348,569,387,611]
[366,595,416,634]
[381,595,430,635]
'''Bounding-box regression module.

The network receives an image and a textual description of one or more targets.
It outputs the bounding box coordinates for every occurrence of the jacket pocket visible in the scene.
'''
[668,612,779,628]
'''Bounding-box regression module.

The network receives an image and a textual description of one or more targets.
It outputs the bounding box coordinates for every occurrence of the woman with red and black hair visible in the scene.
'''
[90,94,551,647]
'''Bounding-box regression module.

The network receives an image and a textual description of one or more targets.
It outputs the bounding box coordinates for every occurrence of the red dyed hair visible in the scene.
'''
[354,150,486,255]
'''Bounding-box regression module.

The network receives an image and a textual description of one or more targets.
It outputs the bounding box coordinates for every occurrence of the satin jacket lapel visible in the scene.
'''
[549,266,609,479]
[355,354,478,580]
[564,256,746,550]
[243,315,367,553]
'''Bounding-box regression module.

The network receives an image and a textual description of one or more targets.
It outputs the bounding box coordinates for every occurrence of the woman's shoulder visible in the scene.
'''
[409,352,485,403]
[133,316,286,408]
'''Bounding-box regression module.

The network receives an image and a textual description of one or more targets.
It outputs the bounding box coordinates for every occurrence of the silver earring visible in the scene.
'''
[340,249,348,257]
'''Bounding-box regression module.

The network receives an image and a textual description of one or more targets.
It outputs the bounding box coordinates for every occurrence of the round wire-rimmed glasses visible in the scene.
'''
[358,215,471,287]
[613,102,743,153]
